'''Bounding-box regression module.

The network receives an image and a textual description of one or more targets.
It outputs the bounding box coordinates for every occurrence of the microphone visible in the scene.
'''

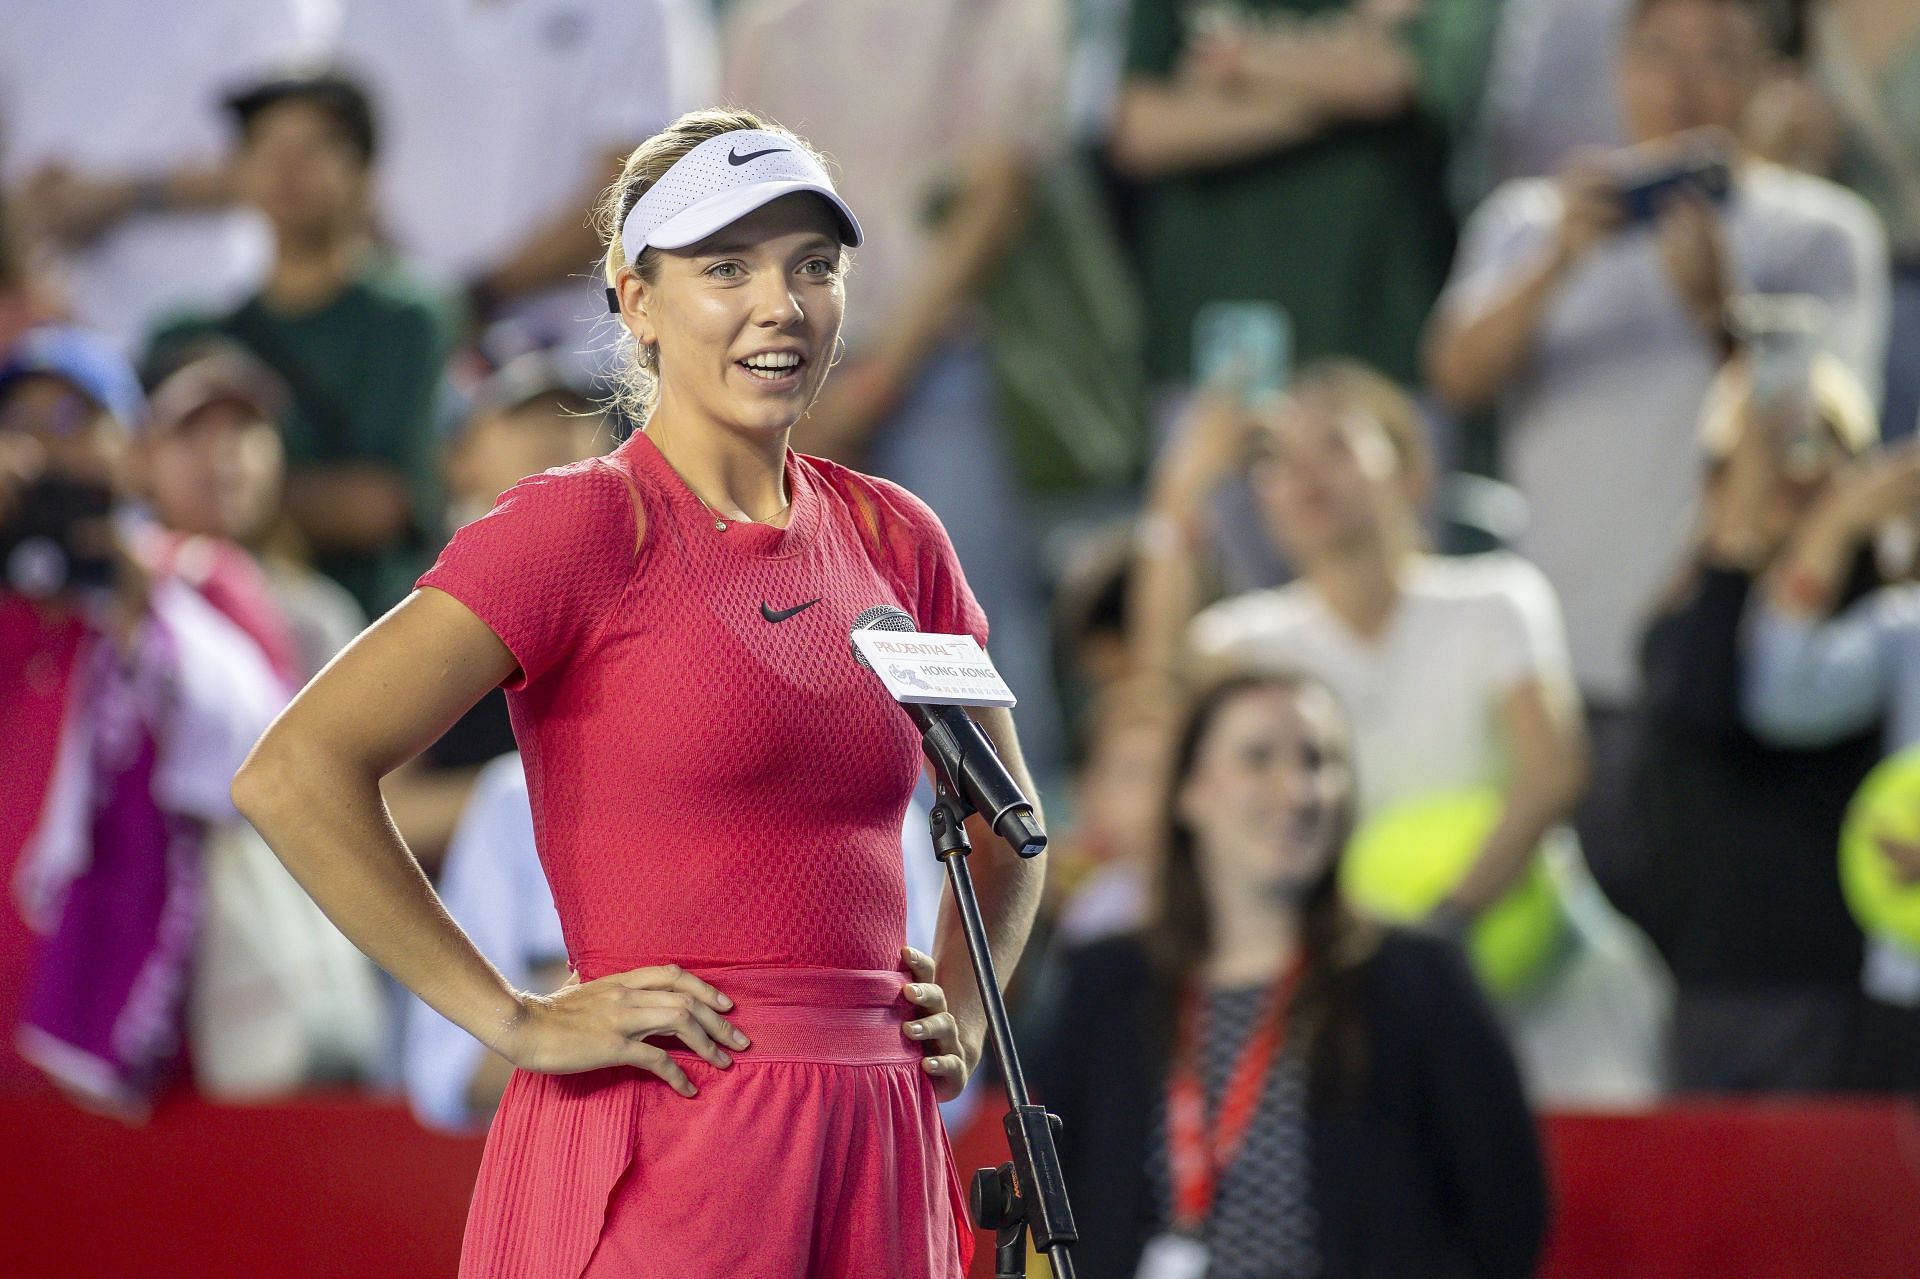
[851,606,1047,856]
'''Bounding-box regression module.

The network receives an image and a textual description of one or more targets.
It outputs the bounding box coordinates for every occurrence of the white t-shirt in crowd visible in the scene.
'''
[1189,554,1577,817]
[336,0,716,361]
[1438,162,1889,703]
[0,0,330,354]
[1474,0,1629,189]
[722,0,1067,355]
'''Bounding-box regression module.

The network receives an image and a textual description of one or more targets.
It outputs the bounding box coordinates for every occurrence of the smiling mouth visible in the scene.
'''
[1258,808,1325,850]
[737,354,806,383]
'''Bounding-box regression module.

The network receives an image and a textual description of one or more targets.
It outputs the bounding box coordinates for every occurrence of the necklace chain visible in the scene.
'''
[689,485,791,532]
[647,434,791,531]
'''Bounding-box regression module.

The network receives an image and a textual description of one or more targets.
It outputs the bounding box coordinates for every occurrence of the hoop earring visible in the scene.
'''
[638,342,659,371]
[829,336,847,369]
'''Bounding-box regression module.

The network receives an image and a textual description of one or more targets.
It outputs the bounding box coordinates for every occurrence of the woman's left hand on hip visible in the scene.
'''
[901,946,967,1101]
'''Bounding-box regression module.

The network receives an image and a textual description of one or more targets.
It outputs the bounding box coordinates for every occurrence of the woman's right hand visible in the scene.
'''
[1149,389,1257,522]
[1809,439,1920,546]
[1769,439,1920,617]
[1551,150,1623,268]
[494,964,749,1097]
[1704,384,1794,568]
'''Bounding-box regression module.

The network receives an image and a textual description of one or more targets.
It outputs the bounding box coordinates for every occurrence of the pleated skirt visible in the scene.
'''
[456,965,973,1279]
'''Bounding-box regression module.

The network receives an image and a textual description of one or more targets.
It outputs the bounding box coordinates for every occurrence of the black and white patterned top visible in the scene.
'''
[1146,984,1319,1279]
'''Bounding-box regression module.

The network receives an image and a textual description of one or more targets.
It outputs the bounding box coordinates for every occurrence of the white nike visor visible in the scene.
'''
[620,128,864,265]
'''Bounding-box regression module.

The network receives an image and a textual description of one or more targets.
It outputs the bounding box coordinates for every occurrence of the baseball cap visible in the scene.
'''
[0,327,145,426]
[620,129,863,266]
[145,348,291,436]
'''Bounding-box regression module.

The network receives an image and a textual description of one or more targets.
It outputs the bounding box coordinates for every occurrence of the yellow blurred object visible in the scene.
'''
[1341,789,1566,999]
[1839,746,1920,954]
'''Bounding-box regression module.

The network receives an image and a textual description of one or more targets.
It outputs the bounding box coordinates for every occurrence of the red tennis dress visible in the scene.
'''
[418,429,984,1278]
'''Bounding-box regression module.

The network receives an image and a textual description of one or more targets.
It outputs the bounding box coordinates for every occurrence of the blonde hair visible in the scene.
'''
[1289,358,1433,482]
[594,107,835,423]
[1246,359,1434,555]
[1697,352,1878,465]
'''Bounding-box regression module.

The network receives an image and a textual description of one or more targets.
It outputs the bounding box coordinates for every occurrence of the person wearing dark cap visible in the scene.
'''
[0,326,282,1112]
[137,346,365,684]
[146,72,460,620]
[442,354,609,535]
[381,355,609,869]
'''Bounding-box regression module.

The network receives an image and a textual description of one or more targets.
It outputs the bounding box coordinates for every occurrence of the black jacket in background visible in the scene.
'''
[422,688,517,771]
[1633,564,1875,987]
[1027,930,1548,1279]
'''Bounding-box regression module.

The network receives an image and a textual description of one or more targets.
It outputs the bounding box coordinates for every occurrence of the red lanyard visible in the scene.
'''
[1165,961,1304,1232]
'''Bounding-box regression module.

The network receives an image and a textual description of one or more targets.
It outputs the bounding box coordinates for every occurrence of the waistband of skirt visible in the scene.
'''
[579,962,921,1067]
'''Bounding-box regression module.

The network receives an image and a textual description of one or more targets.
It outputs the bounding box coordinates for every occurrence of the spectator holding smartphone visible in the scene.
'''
[0,327,281,1111]
[1634,355,1887,1091]
[1741,417,1920,1086]
[1133,363,1669,1104]
[1425,0,1889,912]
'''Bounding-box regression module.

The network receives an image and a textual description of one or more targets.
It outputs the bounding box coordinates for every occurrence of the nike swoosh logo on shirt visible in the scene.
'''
[760,599,822,623]
[728,147,788,166]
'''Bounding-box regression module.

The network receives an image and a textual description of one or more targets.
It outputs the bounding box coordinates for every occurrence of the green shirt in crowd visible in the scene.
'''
[1124,0,1496,387]
[148,257,459,617]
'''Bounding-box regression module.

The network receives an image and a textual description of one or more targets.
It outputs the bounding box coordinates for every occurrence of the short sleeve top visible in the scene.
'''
[1190,553,1573,814]
[418,429,987,976]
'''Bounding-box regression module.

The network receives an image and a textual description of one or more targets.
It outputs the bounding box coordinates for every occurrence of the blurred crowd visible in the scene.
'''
[4,0,1920,1271]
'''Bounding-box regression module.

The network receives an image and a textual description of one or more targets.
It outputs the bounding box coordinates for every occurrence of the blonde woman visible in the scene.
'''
[235,110,1044,1277]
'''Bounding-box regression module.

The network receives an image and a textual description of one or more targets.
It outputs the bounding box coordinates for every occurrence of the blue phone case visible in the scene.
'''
[1617,153,1732,224]
[1193,301,1292,401]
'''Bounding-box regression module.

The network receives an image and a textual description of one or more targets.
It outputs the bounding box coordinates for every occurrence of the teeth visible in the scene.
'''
[742,353,801,371]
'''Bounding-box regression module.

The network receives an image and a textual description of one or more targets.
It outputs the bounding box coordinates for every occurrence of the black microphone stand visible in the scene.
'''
[925,772,1079,1279]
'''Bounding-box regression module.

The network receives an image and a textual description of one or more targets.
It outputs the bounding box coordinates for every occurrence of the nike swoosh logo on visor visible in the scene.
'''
[728,147,788,166]
[761,599,822,623]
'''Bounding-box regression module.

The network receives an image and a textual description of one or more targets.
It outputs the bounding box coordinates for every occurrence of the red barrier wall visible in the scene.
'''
[6,1089,1919,1277]
[1539,1101,1920,1279]
[2,1089,481,1278]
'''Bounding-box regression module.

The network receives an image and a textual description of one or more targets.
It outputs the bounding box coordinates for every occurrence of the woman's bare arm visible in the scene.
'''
[232,588,535,1047]
[1127,392,1255,677]
[1424,155,1620,415]
[1109,22,1413,180]
[1443,677,1589,914]
[232,587,745,1091]
[1109,78,1326,180]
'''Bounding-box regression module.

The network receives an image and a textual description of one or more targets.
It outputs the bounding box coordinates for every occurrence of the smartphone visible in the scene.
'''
[0,473,117,599]
[1614,142,1733,225]
[1193,301,1292,405]
[1729,292,1829,477]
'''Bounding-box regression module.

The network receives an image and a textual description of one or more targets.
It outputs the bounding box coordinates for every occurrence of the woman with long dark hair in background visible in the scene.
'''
[1032,670,1546,1278]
